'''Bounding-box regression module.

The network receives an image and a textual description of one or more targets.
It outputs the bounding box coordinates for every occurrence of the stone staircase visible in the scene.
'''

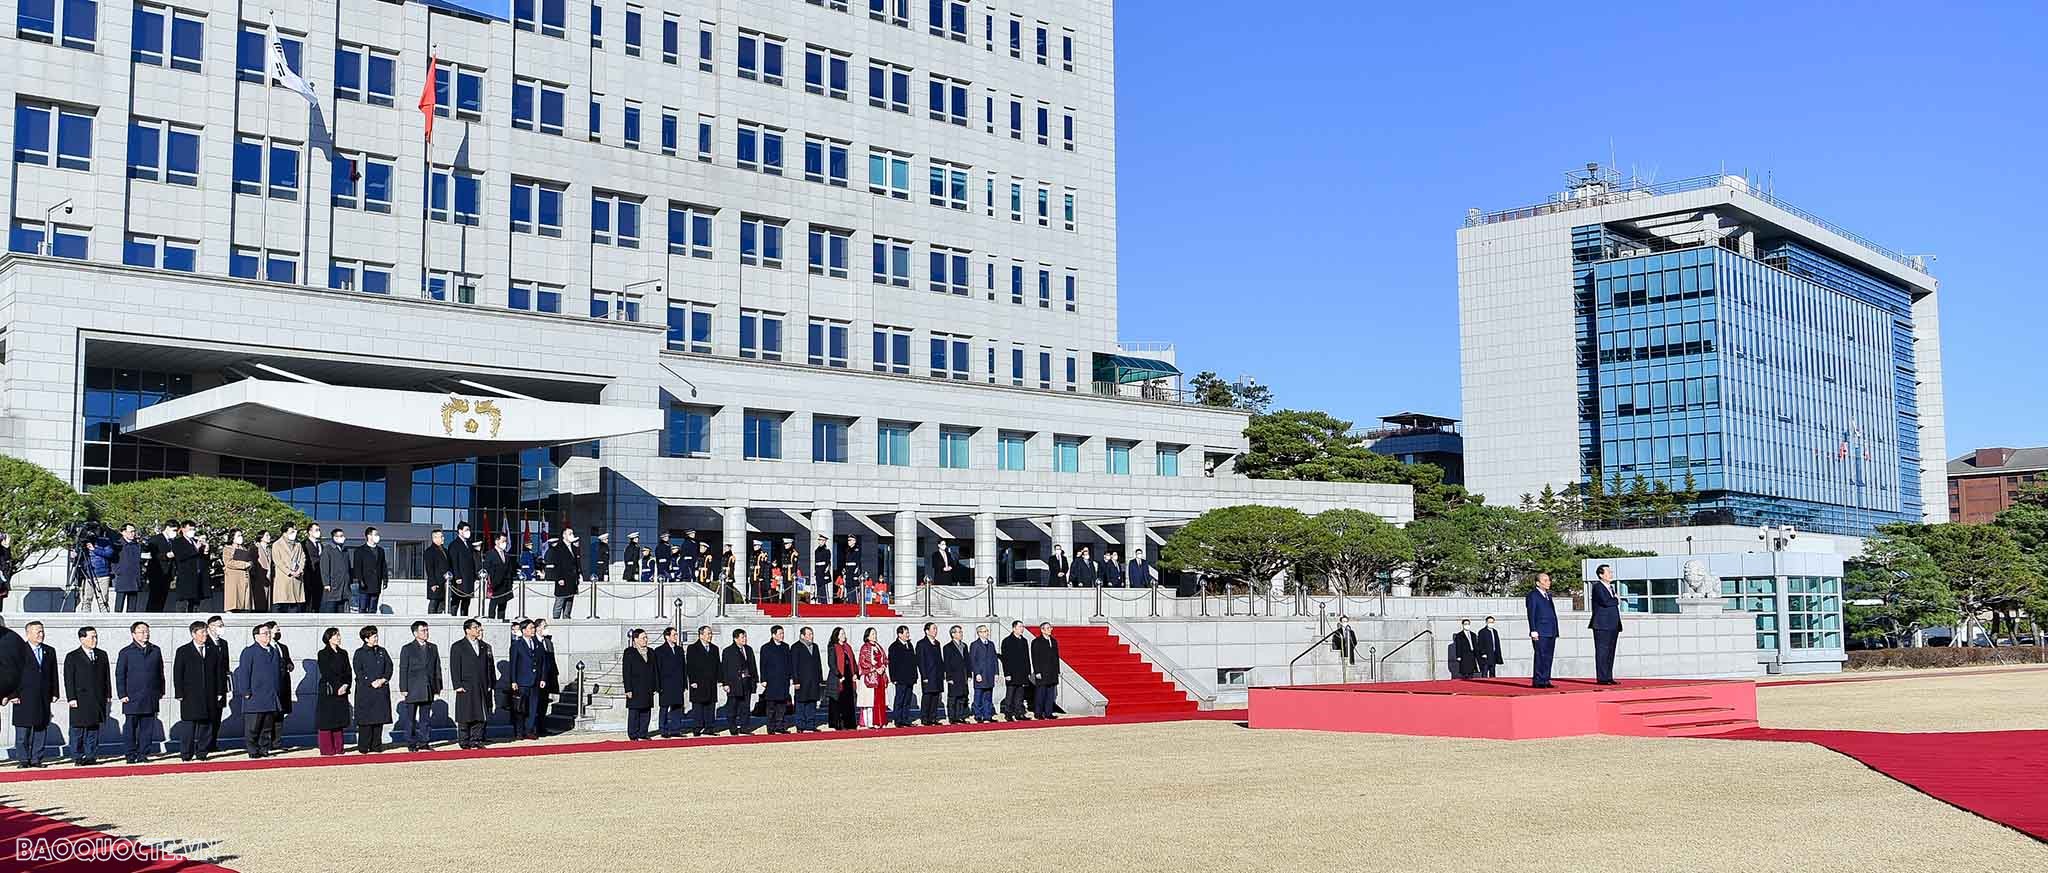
[1049,625,1199,717]
[1597,693,1759,737]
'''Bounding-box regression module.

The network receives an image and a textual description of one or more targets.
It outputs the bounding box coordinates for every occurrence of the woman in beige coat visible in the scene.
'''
[222,529,256,612]
[271,526,308,610]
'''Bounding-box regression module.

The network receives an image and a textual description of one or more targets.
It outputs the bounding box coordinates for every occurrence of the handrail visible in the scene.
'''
[1095,618,1218,705]
[1379,628,1438,682]
[1287,628,1343,686]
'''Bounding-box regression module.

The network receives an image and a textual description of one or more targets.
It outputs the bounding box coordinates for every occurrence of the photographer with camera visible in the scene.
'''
[72,522,116,613]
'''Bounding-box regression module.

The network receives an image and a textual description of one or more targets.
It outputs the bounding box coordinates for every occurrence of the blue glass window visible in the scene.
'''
[877,424,911,467]
[666,407,710,456]
[742,412,783,460]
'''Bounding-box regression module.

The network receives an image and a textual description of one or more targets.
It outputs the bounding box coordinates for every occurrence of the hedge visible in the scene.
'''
[1846,646,2046,671]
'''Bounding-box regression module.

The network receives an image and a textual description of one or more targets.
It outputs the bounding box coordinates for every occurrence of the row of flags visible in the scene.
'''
[262,20,439,144]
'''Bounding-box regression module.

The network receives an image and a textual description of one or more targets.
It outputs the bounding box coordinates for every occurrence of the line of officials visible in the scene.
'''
[0,613,1071,767]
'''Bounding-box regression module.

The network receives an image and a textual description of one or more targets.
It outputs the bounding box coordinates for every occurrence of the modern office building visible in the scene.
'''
[1459,165,1946,552]
[1363,411,1462,485]
[1947,446,2048,524]
[0,0,1409,593]
[1586,551,1844,673]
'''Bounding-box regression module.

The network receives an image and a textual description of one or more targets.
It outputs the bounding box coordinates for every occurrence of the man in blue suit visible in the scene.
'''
[1589,564,1623,685]
[508,621,546,740]
[1524,572,1559,688]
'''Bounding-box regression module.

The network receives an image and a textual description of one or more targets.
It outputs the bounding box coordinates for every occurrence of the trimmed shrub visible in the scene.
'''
[1847,646,2046,671]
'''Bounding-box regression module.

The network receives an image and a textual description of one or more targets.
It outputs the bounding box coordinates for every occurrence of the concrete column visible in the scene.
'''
[973,511,998,585]
[1053,513,1074,564]
[1123,515,1147,569]
[721,505,747,563]
[893,505,919,599]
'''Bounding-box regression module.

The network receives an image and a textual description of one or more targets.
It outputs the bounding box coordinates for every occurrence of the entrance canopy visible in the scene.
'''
[121,379,661,464]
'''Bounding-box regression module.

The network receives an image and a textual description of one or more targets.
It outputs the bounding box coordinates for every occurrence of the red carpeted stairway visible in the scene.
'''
[1052,625,1200,717]
[1598,694,1759,737]
[754,601,897,619]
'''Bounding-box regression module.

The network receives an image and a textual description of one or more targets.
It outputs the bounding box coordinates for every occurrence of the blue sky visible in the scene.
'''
[1114,0,2046,456]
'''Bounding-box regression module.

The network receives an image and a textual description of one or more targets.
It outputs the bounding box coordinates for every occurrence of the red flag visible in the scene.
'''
[418,53,438,142]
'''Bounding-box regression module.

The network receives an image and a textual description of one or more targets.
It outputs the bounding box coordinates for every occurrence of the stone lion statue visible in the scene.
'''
[1679,560,1720,600]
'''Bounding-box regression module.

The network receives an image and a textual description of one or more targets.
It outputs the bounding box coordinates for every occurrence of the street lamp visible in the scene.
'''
[42,199,73,255]
[1758,524,1797,671]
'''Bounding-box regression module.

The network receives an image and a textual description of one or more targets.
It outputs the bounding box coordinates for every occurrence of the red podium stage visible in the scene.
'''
[1247,678,1757,740]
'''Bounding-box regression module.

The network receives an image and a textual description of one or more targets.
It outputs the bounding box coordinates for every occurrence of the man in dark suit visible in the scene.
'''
[998,621,1033,721]
[838,535,861,589]
[422,529,452,615]
[1069,546,1097,588]
[64,627,112,765]
[300,524,325,613]
[1451,618,1480,679]
[1101,550,1125,587]
[887,625,918,728]
[685,625,721,736]
[171,621,225,761]
[942,625,971,725]
[231,622,284,758]
[12,621,58,767]
[115,620,163,762]
[546,528,583,620]
[1590,564,1623,685]
[719,629,757,736]
[758,626,793,734]
[1046,545,1069,588]
[620,629,656,740]
[171,521,208,611]
[653,626,688,737]
[448,522,481,617]
[353,528,390,614]
[928,542,954,586]
[397,621,441,751]
[790,626,824,732]
[482,533,517,621]
[915,623,944,725]
[1029,623,1060,719]
[448,619,494,749]
[811,537,834,603]
[507,621,545,740]
[319,528,353,613]
[1525,572,1559,688]
[1332,615,1359,665]
[203,616,228,753]
[1476,616,1505,678]
[968,625,999,723]
[110,524,145,612]
[1127,549,1153,589]
[144,521,177,612]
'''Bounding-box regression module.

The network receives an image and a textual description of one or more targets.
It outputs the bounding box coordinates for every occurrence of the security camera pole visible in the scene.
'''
[42,199,73,254]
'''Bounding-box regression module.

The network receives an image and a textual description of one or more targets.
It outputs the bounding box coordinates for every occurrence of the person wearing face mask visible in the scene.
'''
[1451,619,1480,679]
[1525,572,1559,688]
[546,527,583,620]
[1475,616,1504,678]
[352,528,390,614]
[1331,615,1358,665]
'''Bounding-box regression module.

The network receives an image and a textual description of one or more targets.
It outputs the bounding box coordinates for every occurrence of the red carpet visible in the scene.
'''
[0,803,235,871]
[1285,677,1741,697]
[1716,727,2048,841]
[754,602,899,619]
[1051,626,1200,717]
[0,708,1246,786]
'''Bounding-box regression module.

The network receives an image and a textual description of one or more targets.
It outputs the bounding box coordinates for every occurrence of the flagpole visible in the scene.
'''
[422,17,434,300]
[262,14,274,279]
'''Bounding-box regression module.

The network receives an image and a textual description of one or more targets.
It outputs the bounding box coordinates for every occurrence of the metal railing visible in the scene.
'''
[1464,173,1927,274]
[1379,628,1437,682]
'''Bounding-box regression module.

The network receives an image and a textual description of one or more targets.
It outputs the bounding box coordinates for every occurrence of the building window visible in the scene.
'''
[661,13,679,63]
[1053,436,1081,473]
[328,259,394,295]
[812,416,850,463]
[1157,445,1182,477]
[997,432,1028,471]
[666,405,711,457]
[807,226,851,278]
[804,46,849,98]
[737,30,784,85]
[739,215,785,268]
[1009,181,1023,221]
[1061,31,1074,72]
[1010,264,1025,305]
[133,4,204,72]
[1065,273,1078,312]
[331,153,394,212]
[507,281,564,314]
[79,368,195,487]
[872,238,911,287]
[1064,190,1077,230]
[512,78,567,135]
[1105,440,1132,475]
[1063,112,1075,151]
[737,122,784,175]
[510,179,566,236]
[743,412,784,460]
[1038,186,1050,226]
[803,136,849,186]
[236,24,301,82]
[939,427,971,469]
[1038,351,1052,390]
[514,0,568,38]
[868,150,910,199]
[877,423,912,467]
[1009,98,1022,139]
[427,166,483,225]
[1787,576,1843,650]
[668,204,714,258]
[698,22,715,72]
[1007,17,1021,58]
[588,92,603,140]
[15,101,94,171]
[589,2,603,47]
[661,108,679,155]
[929,162,969,210]
[929,334,969,380]
[8,220,87,259]
[228,246,298,284]
[433,62,485,120]
[928,247,969,295]
[928,75,969,125]
[1038,269,1052,309]
[868,62,910,112]
[807,318,850,367]
[232,136,300,200]
[697,115,715,160]
[126,118,200,186]
[623,101,643,149]
[1009,347,1025,386]
[1034,24,1048,65]
[872,327,911,374]
[666,301,713,353]
[421,271,478,304]
[624,5,643,56]
[590,289,642,322]
[1036,104,1049,146]
[17,0,97,50]
[121,234,197,272]
[739,310,784,361]
[1065,354,1078,391]
[591,192,643,248]
[869,0,908,27]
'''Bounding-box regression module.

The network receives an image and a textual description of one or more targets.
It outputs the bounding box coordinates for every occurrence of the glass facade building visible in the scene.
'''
[1576,228,1921,536]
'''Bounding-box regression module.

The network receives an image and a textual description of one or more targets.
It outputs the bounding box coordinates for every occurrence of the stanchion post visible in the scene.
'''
[1148,582,1159,618]
[674,597,683,621]
[985,575,997,621]
[922,578,933,618]
[656,577,666,618]
[792,574,801,619]
[587,577,600,619]
[1093,579,1104,619]
[1199,582,1209,617]
[859,573,870,619]
[716,574,728,618]
[518,581,528,621]
[575,660,587,725]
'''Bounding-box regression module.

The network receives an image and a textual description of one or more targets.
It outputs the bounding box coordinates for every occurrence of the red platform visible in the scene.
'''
[1248,677,1758,740]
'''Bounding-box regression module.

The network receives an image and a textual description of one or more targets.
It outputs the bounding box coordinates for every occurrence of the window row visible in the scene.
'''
[665,304,1089,390]
[672,410,1172,476]
[800,0,1080,75]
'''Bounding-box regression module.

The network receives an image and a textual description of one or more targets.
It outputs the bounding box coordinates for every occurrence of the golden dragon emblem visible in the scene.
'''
[439,396,503,437]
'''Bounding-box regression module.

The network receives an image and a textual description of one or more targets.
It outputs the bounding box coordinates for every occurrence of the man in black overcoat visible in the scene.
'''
[998,620,1033,721]
[720,629,757,736]
[684,625,721,736]
[790,626,825,732]
[448,619,494,749]
[759,626,794,734]
[654,627,688,737]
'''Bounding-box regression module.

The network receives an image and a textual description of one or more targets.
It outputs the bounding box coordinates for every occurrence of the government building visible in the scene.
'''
[0,0,1408,593]
[1458,165,1947,558]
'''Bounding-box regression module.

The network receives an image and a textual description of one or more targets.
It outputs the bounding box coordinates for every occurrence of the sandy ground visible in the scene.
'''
[1759,667,2048,731]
